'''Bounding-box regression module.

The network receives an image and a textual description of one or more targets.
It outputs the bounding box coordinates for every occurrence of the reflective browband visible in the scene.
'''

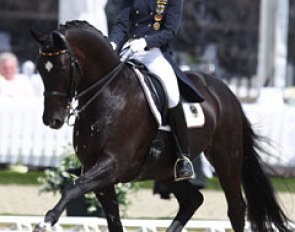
[39,49,67,57]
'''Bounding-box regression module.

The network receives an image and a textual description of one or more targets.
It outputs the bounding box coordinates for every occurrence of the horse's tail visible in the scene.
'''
[241,112,293,232]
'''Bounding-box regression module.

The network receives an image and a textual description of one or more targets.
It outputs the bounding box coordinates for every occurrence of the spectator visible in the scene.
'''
[21,60,44,97]
[0,52,36,97]
[21,60,35,79]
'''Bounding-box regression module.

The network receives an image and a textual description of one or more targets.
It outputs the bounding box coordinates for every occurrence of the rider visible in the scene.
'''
[109,0,204,181]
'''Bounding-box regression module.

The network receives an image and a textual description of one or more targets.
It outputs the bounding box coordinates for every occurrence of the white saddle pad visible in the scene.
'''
[160,103,205,132]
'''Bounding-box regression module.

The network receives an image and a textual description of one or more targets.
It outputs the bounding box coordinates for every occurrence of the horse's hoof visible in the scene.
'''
[32,221,52,232]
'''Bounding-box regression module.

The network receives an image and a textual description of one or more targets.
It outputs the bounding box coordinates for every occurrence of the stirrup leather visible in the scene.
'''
[173,156,195,181]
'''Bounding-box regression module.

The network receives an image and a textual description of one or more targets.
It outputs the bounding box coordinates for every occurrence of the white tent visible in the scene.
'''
[257,0,289,87]
[59,0,108,36]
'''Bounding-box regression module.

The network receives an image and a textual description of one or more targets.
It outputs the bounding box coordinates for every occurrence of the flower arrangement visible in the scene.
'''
[38,147,139,216]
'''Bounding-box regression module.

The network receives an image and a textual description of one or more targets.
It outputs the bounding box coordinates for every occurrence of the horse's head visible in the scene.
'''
[31,21,121,129]
[31,30,79,129]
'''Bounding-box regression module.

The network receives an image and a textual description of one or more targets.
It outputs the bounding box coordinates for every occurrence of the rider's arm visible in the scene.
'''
[145,0,183,49]
[109,0,131,47]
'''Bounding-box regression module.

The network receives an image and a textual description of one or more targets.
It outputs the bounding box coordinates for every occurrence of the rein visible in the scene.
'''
[73,61,126,113]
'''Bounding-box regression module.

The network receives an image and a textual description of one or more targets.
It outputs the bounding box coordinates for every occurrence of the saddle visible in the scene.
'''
[127,59,205,129]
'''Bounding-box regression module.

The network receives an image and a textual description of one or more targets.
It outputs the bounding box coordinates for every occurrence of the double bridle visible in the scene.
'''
[39,48,129,124]
[40,49,79,101]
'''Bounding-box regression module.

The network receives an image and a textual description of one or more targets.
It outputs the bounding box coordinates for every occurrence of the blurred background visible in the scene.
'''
[1,0,295,87]
[0,0,294,229]
[0,0,294,172]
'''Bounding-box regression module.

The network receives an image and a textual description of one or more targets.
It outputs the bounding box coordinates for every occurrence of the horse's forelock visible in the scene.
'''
[39,34,54,53]
[39,33,64,53]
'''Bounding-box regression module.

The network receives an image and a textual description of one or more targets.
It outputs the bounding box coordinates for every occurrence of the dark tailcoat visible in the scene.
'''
[110,0,204,102]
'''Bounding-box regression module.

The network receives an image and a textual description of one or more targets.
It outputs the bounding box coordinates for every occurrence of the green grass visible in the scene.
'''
[0,170,294,193]
[0,170,43,185]
[137,177,295,193]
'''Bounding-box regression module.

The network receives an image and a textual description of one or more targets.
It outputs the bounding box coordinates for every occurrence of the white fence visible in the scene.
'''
[0,96,295,168]
[0,216,257,232]
[1,216,293,232]
[0,98,72,167]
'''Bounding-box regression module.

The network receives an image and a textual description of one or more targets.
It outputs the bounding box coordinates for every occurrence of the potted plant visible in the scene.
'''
[38,147,138,217]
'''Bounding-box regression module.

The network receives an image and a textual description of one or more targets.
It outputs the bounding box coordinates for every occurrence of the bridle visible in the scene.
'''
[39,47,130,124]
[40,49,80,101]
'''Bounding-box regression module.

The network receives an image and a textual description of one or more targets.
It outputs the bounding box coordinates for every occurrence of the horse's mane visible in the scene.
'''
[56,20,112,51]
[58,20,104,38]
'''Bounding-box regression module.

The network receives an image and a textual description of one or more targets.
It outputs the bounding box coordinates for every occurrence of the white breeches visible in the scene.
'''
[121,48,180,108]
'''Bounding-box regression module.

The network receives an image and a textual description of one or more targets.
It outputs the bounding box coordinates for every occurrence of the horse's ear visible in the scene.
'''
[30,29,46,45]
[52,31,67,49]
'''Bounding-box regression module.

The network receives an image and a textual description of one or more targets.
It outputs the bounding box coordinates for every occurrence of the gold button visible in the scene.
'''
[154,14,163,21]
[153,22,160,30]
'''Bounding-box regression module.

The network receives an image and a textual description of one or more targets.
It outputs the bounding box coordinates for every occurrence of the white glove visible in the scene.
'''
[110,42,117,50]
[129,38,147,53]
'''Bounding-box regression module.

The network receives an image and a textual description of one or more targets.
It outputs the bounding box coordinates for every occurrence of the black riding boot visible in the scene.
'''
[169,102,195,181]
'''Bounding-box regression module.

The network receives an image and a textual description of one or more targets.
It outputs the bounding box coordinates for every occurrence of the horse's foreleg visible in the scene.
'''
[161,178,204,232]
[94,186,123,232]
[43,158,117,227]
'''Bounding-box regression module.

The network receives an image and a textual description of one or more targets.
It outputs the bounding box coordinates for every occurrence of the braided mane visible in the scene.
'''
[58,20,104,37]
[56,20,112,51]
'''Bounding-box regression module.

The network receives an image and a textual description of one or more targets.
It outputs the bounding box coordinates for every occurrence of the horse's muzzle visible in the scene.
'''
[43,112,65,129]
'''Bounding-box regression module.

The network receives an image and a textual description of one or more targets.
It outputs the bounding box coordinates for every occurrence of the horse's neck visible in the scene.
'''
[78,64,137,114]
[76,54,128,115]
[67,29,119,86]
[74,46,120,93]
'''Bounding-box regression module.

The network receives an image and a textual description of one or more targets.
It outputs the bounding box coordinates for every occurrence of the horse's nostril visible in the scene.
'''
[52,120,58,126]
[49,119,63,129]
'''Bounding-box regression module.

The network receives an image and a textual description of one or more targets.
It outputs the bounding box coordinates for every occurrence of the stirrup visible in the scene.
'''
[173,155,195,181]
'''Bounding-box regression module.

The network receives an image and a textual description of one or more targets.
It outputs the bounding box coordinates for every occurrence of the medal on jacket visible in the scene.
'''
[153,0,167,30]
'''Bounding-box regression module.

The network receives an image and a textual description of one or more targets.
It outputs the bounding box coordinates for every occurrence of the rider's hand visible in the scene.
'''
[110,42,117,51]
[129,38,147,53]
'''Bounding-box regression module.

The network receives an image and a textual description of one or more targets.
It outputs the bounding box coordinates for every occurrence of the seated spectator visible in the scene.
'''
[0,52,36,97]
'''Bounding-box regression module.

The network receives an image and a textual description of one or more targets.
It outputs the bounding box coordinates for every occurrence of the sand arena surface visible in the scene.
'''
[0,185,294,220]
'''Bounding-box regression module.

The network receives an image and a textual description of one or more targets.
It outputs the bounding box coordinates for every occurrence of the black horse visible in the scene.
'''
[31,21,292,232]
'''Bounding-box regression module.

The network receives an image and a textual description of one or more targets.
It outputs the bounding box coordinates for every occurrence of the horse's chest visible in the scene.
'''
[73,123,104,163]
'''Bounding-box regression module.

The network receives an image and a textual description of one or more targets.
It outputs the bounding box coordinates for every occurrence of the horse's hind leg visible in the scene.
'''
[161,178,204,232]
[209,147,246,232]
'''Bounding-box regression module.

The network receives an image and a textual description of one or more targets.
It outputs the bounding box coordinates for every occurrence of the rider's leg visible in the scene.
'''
[168,102,195,181]
[133,49,194,181]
